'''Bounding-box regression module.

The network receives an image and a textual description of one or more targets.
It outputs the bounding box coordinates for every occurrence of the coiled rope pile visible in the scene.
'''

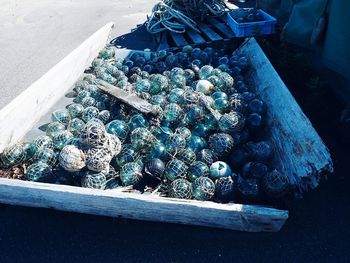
[146,0,228,34]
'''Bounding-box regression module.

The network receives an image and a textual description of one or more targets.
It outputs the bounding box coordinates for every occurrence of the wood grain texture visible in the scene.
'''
[238,38,333,196]
[0,178,288,232]
[0,22,114,152]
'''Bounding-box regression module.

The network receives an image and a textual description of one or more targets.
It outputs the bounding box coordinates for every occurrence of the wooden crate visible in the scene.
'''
[0,23,332,232]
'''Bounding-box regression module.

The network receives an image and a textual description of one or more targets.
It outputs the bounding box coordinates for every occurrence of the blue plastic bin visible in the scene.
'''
[225,8,277,37]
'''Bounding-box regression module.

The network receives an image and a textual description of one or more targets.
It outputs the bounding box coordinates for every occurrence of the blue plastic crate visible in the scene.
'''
[225,8,277,37]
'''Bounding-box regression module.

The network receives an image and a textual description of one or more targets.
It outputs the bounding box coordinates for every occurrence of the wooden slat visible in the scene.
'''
[170,32,188,47]
[237,38,333,196]
[198,23,222,41]
[206,17,235,39]
[186,29,206,44]
[0,22,114,151]
[0,178,288,232]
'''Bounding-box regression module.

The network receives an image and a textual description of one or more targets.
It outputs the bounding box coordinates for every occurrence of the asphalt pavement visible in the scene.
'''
[0,1,349,262]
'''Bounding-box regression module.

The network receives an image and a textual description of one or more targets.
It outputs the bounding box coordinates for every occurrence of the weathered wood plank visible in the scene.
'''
[170,32,188,47]
[0,178,288,232]
[206,17,235,39]
[186,29,206,44]
[198,23,222,41]
[238,38,333,196]
[0,22,114,152]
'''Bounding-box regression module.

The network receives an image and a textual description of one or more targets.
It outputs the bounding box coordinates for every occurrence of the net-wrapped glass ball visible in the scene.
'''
[104,134,122,157]
[218,112,245,133]
[197,149,217,166]
[192,176,215,201]
[165,134,186,155]
[130,127,156,151]
[208,133,235,157]
[237,177,262,200]
[98,47,115,59]
[73,80,88,93]
[169,73,186,89]
[146,142,169,160]
[52,131,74,150]
[116,144,140,167]
[98,110,111,124]
[135,79,151,93]
[79,122,107,148]
[199,65,214,80]
[67,118,85,137]
[186,105,204,122]
[106,120,129,142]
[120,162,143,186]
[33,135,54,150]
[74,90,90,103]
[165,159,187,181]
[168,88,184,104]
[187,135,207,153]
[129,114,149,130]
[83,74,96,84]
[0,143,26,168]
[51,110,71,126]
[26,162,53,182]
[192,123,211,138]
[178,148,196,165]
[67,103,84,118]
[169,178,193,199]
[46,122,66,138]
[81,96,97,108]
[215,176,235,202]
[82,106,99,123]
[129,73,142,84]
[150,126,172,143]
[217,72,234,91]
[262,170,290,198]
[59,145,86,172]
[187,161,209,182]
[81,171,107,190]
[175,127,192,142]
[149,95,167,108]
[33,147,57,167]
[85,147,112,173]
[164,103,183,123]
[210,161,232,179]
[145,158,165,179]
[245,141,273,163]
[23,143,37,162]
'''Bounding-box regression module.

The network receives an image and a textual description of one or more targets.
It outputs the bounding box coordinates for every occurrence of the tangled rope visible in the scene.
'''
[146,0,227,34]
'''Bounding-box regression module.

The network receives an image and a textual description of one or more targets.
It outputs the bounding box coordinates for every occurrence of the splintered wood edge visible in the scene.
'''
[237,38,333,196]
[0,178,288,232]
[0,22,115,152]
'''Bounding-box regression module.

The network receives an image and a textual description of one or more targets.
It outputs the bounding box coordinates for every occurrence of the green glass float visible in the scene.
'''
[192,176,215,201]
[98,110,111,124]
[52,131,74,150]
[199,65,214,80]
[0,143,26,168]
[98,47,115,59]
[149,95,167,108]
[164,103,183,123]
[168,88,184,104]
[178,148,196,165]
[116,144,140,167]
[67,103,84,118]
[135,79,151,93]
[26,162,53,182]
[81,96,97,108]
[106,64,119,75]
[81,171,107,190]
[187,135,207,153]
[33,135,54,150]
[59,145,86,172]
[23,143,37,162]
[165,134,186,155]
[85,147,112,173]
[86,84,101,97]
[175,127,192,142]
[120,162,143,186]
[33,148,57,167]
[67,118,85,136]
[169,73,186,89]
[116,76,128,89]
[185,104,204,122]
[74,90,90,103]
[45,122,66,138]
[187,161,209,182]
[130,128,156,151]
[169,178,193,199]
[106,120,129,142]
[92,58,105,68]
[218,112,245,133]
[149,74,168,95]
[51,110,71,126]
[129,114,149,130]
[165,159,187,181]
[82,106,99,123]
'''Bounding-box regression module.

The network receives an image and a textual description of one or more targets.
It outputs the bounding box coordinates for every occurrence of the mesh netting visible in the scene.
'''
[192,176,215,201]
[26,162,53,182]
[262,170,290,198]
[51,110,71,126]
[0,144,26,168]
[120,162,143,186]
[218,112,245,133]
[165,159,187,181]
[52,131,74,150]
[197,149,218,165]
[178,148,196,165]
[85,147,112,173]
[33,136,54,150]
[169,178,192,199]
[187,161,209,182]
[46,122,66,138]
[79,122,107,148]
[208,133,235,157]
[33,148,57,167]
[81,171,107,190]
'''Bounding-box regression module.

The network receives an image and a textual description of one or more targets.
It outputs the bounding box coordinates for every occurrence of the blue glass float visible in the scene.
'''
[199,65,214,80]
[149,95,167,108]
[218,112,245,133]
[178,148,196,165]
[168,88,184,104]
[192,177,215,201]
[192,123,211,138]
[197,149,218,165]
[209,161,232,179]
[26,162,53,182]
[130,128,155,151]
[242,162,268,179]
[59,145,86,172]
[98,48,115,59]
[129,114,149,130]
[67,118,85,137]
[0,144,26,167]
[187,161,209,182]
[187,135,207,153]
[33,135,54,150]
[175,127,192,141]
[146,142,168,160]
[106,120,129,142]
[144,158,165,179]
[169,178,193,199]
[186,105,204,122]
[150,126,172,143]
[81,171,107,189]
[98,110,111,124]
[215,176,235,202]
[135,79,151,93]
[120,162,143,186]
[116,144,140,167]
[52,131,74,150]
[208,133,235,157]
[81,95,97,108]
[165,134,186,155]
[149,74,168,95]
[67,103,84,118]
[46,122,66,138]
[74,90,90,103]
[237,177,262,200]
[262,170,290,198]
[169,73,186,89]
[165,159,187,181]
[33,148,57,167]
[23,143,37,162]
[164,103,183,123]
[51,110,71,126]
[129,74,142,84]
[82,106,99,123]
[183,69,195,84]
[245,141,273,162]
